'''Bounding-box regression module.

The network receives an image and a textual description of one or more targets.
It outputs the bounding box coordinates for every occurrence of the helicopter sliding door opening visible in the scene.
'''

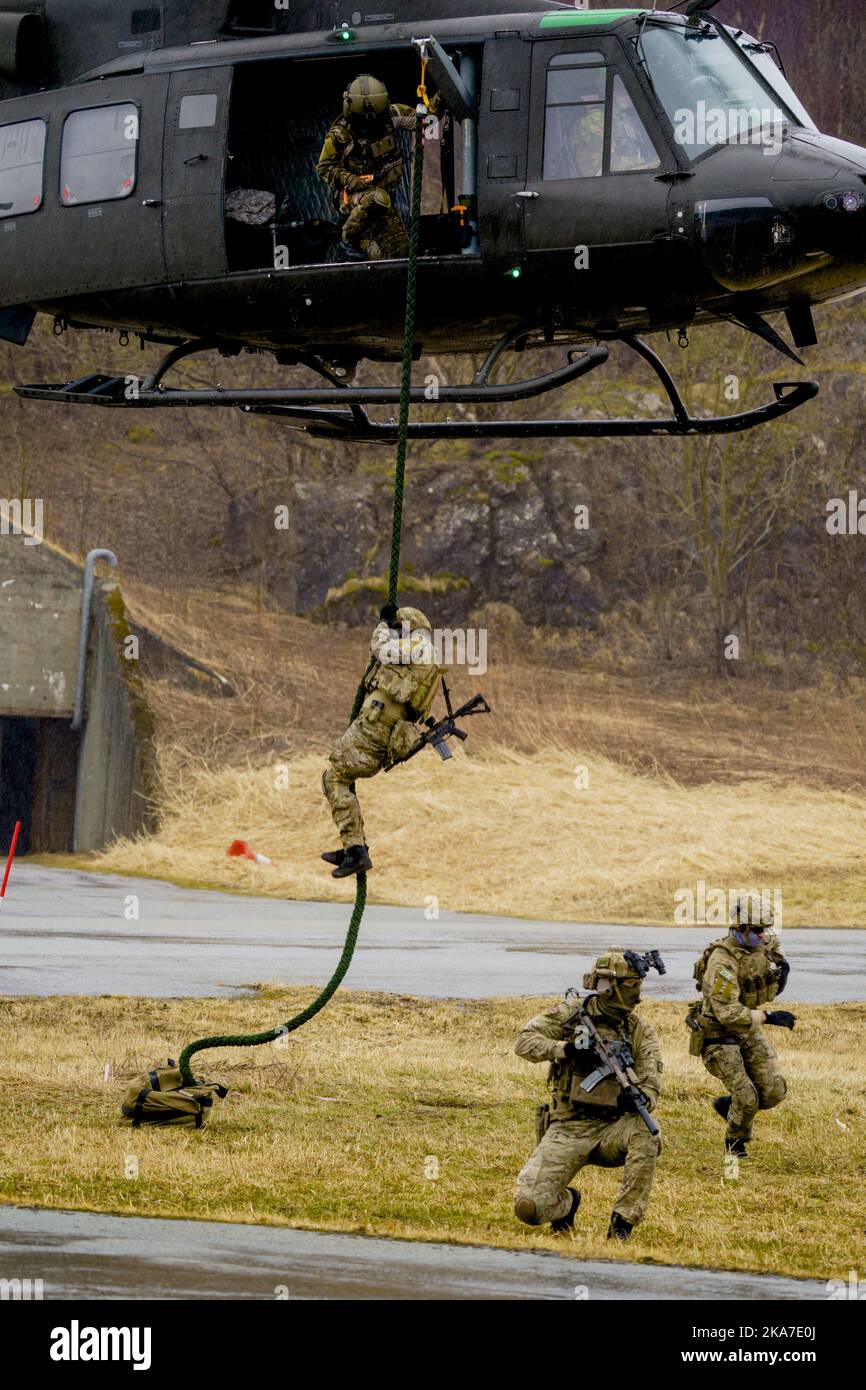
[225,50,471,272]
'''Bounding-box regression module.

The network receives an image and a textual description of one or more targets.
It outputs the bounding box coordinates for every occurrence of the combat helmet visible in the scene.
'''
[343,75,391,134]
[583,948,643,1013]
[396,606,433,633]
[730,891,774,929]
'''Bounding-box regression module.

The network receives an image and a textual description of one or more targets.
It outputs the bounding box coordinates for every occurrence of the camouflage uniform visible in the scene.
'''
[693,929,788,1144]
[323,610,441,851]
[317,87,442,260]
[514,965,662,1232]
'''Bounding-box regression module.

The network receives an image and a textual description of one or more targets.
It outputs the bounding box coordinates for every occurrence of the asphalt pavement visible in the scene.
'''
[1,864,861,1003]
[0,1206,828,1301]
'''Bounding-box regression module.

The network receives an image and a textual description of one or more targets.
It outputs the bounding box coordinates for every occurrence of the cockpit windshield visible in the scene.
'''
[637,21,810,161]
[733,32,817,134]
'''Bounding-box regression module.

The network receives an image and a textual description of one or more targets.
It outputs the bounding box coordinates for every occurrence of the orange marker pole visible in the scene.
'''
[0,821,22,909]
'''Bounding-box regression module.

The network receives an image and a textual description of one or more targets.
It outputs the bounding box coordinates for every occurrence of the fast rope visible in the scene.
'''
[178,94,428,1086]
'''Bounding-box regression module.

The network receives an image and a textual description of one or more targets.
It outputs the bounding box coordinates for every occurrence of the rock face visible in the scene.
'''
[287,458,605,628]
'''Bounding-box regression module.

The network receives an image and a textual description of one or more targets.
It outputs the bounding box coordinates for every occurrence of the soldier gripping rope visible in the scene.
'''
[321,604,490,880]
[686,894,794,1159]
[513,949,665,1241]
[317,73,443,262]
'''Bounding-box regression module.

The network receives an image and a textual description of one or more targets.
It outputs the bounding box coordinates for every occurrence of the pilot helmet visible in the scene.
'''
[344,75,391,136]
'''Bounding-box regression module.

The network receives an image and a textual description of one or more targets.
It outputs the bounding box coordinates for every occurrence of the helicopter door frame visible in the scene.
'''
[521,34,678,307]
[163,66,233,281]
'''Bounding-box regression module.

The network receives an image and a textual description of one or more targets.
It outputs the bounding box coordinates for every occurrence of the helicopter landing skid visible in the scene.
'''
[16,331,818,440]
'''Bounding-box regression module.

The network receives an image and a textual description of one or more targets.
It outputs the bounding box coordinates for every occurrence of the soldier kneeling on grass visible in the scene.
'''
[513,950,663,1241]
[686,893,794,1161]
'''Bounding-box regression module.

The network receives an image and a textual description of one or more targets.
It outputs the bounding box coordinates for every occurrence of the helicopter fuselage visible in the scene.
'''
[2,7,866,361]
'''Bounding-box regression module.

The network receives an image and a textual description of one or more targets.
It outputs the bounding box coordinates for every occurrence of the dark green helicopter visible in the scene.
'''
[1,0,865,439]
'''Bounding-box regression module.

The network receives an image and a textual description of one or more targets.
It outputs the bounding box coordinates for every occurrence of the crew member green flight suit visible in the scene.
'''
[317,73,443,260]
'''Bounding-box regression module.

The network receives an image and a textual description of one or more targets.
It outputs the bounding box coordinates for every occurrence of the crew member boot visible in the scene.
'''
[337,239,369,262]
[332,845,373,879]
[550,1188,581,1234]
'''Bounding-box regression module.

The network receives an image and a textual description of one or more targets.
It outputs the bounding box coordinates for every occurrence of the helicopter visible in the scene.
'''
[1,0,866,440]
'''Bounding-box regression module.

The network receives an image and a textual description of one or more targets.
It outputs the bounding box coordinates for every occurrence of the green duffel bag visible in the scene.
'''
[121,1060,228,1129]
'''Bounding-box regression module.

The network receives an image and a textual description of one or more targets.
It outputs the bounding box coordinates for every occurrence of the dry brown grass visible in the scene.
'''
[36,584,863,925]
[89,743,866,926]
[0,990,861,1282]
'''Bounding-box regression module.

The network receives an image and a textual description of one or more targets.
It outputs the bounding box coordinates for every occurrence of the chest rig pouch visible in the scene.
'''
[551,1016,631,1115]
[739,951,781,1008]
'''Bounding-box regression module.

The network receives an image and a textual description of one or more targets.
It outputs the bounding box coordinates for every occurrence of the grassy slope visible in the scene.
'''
[1,991,861,1282]
[40,587,865,926]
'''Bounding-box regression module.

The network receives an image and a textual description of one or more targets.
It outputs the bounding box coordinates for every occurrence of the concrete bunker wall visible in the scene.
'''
[0,521,157,853]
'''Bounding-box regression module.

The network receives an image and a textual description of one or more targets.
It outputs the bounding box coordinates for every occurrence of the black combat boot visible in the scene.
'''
[337,239,369,263]
[332,845,373,879]
[725,1136,750,1160]
[550,1188,581,1233]
[713,1096,732,1121]
[607,1211,634,1241]
[321,850,345,867]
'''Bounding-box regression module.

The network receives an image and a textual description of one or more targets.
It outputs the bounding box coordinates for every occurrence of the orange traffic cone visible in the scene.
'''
[226,839,275,867]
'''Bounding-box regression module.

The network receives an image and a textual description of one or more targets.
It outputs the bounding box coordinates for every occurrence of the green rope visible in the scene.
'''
[178,111,426,1086]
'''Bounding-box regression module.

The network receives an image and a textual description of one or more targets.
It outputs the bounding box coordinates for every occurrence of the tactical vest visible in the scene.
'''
[364,656,441,723]
[696,936,782,1027]
[340,112,402,180]
[549,1007,637,1118]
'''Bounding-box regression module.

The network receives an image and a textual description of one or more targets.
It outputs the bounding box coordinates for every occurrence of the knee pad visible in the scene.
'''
[761,1076,787,1110]
[372,188,392,210]
[514,1195,541,1227]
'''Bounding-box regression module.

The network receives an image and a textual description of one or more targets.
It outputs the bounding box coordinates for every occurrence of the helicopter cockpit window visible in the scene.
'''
[733,33,817,133]
[60,103,139,207]
[638,24,799,161]
[0,119,46,220]
[544,55,659,180]
[610,76,659,172]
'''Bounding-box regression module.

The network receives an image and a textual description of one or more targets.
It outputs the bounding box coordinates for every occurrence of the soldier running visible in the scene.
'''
[687,894,794,1159]
[321,603,441,879]
[513,949,663,1241]
[317,73,442,262]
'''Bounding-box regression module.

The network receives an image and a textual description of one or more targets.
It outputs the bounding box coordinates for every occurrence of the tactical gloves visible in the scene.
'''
[561,1041,598,1063]
[380,602,399,625]
[773,960,791,996]
[764,1010,796,1029]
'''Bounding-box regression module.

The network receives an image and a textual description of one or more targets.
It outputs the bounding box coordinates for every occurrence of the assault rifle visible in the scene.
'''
[387,679,491,768]
[568,997,661,1138]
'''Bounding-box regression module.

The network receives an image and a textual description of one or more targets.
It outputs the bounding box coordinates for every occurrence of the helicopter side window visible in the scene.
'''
[544,56,607,181]
[543,54,659,181]
[60,103,139,207]
[0,119,46,220]
[610,76,659,173]
[179,95,219,131]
